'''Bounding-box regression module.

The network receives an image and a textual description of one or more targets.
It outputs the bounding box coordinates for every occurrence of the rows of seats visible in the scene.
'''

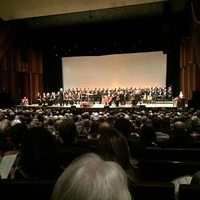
[139,147,200,182]
[145,146,200,161]
[0,179,199,200]
[139,159,200,182]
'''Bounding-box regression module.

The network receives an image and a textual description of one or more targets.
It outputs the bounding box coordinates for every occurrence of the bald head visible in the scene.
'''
[98,122,112,135]
[172,121,186,137]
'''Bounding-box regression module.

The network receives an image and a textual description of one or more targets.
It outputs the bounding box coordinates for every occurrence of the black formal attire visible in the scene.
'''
[59,91,64,106]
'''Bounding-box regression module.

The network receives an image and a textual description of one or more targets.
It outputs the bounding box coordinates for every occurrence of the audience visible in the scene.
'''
[51,153,132,200]
[0,106,200,184]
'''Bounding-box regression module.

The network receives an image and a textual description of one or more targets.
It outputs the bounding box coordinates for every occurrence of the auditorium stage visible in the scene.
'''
[16,100,188,113]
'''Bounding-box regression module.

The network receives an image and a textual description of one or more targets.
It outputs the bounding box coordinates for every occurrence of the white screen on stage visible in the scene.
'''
[62,51,167,90]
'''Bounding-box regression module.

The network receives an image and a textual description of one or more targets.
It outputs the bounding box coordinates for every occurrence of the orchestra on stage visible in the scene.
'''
[34,85,173,107]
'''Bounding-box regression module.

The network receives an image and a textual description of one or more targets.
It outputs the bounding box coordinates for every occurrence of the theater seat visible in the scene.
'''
[0,179,56,200]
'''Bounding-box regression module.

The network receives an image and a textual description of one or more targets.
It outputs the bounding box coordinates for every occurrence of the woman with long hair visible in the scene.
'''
[97,127,139,183]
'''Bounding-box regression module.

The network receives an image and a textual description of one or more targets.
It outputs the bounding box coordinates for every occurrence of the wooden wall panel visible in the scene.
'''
[29,73,43,104]
[0,54,7,71]
[36,52,43,74]
[29,50,36,73]
[11,49,22,72]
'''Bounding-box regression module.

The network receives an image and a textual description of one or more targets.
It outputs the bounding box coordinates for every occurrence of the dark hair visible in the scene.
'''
[114,118,132,138]
[191,171,200,185]
[19,127,59,178]
[140,122,157,145]
[58,118,77,143]
[10,123,27,149]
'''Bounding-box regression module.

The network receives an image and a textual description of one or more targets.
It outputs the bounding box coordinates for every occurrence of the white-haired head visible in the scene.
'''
[51,153,132,200]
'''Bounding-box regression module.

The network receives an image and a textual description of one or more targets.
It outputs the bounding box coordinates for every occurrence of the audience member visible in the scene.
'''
[152,116,170,142]
[139,121,157,147]
[0,119,12,152]
[14,127,62,179]
[97,127,139,183]
[114,117,147,159]
[97,121,112,135]
[51,153,132,200]
[87,120,100,140]
[57,118,91,168]
[9,123,27,151]
[160,115,173,136]
[161,121,199,148]
[191,171,200,185]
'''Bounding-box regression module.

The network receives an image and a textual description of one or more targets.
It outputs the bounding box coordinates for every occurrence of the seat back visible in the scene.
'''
[163,148,200,161]
[0,179,56,200]
[139,159,200,182]
[129,181,175,200]
[179,184,200,200]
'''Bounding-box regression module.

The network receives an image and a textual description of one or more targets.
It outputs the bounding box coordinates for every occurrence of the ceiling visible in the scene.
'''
[0,0,190,56]
[0,0,189,29]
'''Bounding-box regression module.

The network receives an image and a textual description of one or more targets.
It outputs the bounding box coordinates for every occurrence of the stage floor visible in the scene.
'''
[17,101,188,110]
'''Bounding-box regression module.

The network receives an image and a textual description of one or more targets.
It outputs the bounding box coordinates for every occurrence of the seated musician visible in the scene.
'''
[73,92,80,105]
[35,92,42,105]
[115,92,120,107]
[21,96,29,106]
[63,92,69,106]
[46,92,54,106]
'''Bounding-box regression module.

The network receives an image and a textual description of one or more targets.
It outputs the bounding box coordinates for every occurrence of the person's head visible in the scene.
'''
[152,116,162,130]
[191,171,200,185]
[172,121,186,138]
[97,121,112,135]
[98,127,138,182]
[114,118,133,138]
[0,119,11,136]
[10,123,27,149]
[58,118,78,143]
[89,120,100,137]
[27,119,44,129]
[19,127,59,178]
[51,153,132,200]
[140,121,157,145]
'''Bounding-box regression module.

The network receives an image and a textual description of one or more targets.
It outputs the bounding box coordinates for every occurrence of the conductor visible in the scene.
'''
[59,88,64,106]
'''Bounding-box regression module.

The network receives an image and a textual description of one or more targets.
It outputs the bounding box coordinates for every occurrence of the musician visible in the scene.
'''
[46,92,54,106]
[21,96,29,106]
[35,92,42,106]
[59,88,64,106]
[63,92,69,106]
[106,92,113,106]
[119,90,125,105]
[50,92,56,105]
[167,85,173,100]
[42,92,47,105]
[131,92,140,106]
[68,91,74,105]
[125,91,131,105]
[73,92,80,105]
[115,92,120,107]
